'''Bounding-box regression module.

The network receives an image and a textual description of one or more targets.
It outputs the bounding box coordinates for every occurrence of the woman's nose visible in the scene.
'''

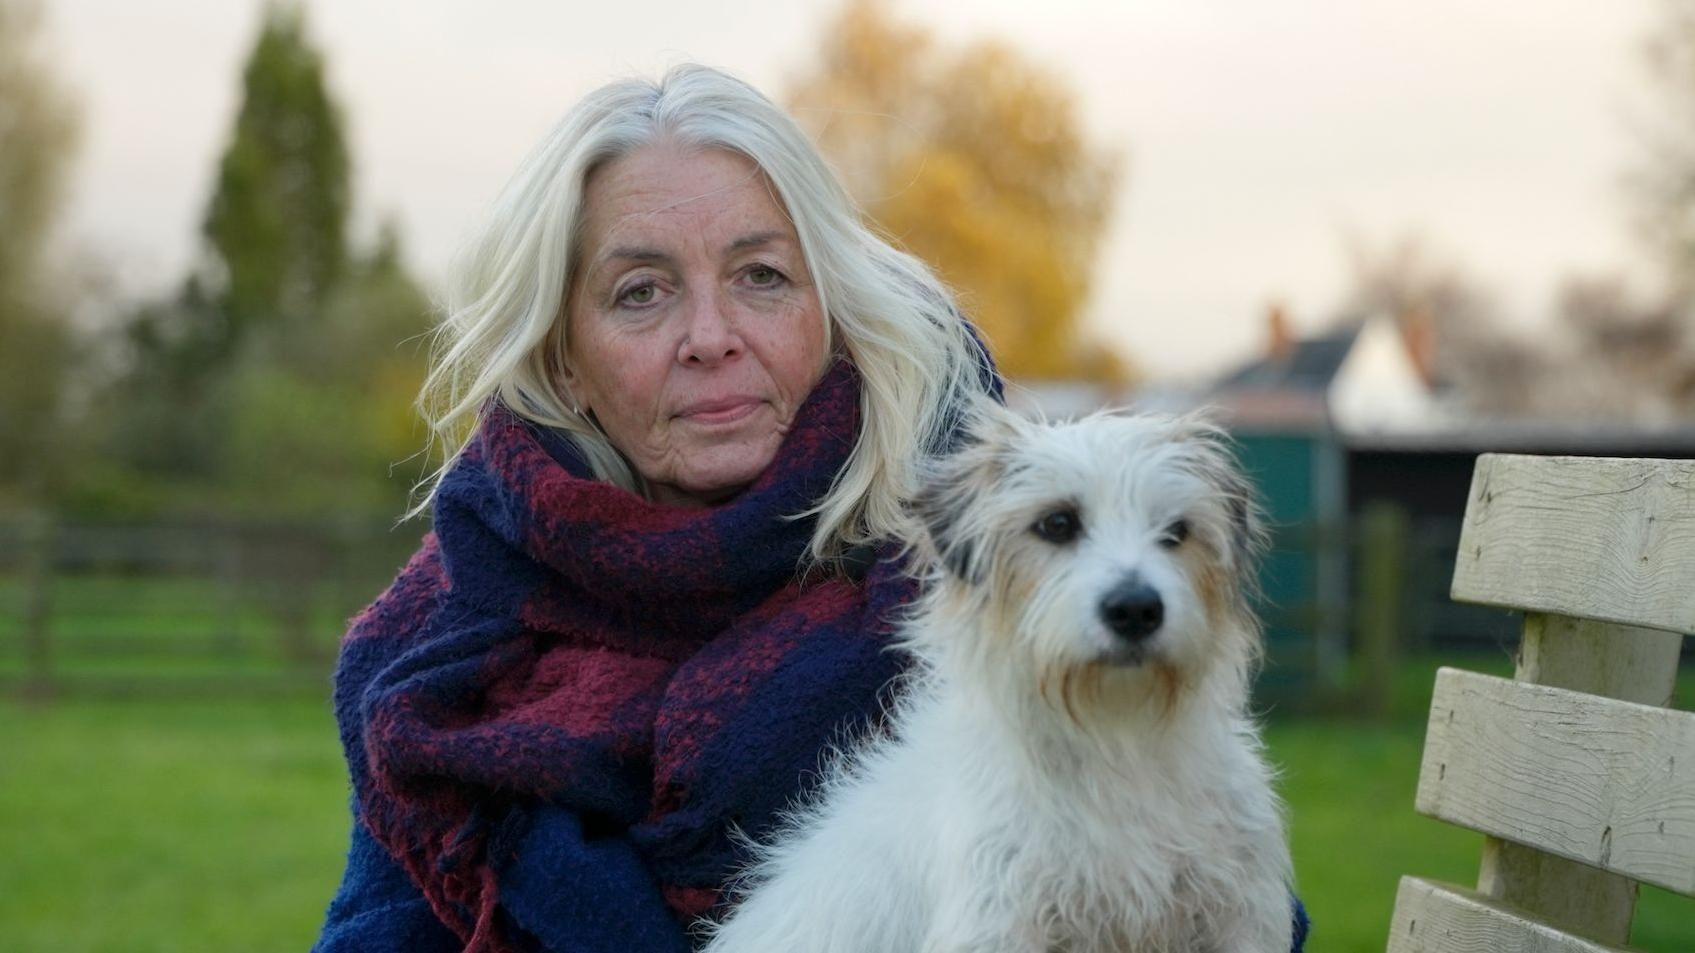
[677,287,743,366]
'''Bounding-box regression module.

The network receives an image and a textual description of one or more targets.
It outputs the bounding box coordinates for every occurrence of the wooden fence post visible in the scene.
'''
[1355,501,1406,718]
[213,528,243,658]
[20,510,55,700]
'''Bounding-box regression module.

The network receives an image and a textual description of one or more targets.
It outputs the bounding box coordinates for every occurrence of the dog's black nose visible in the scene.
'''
[1100,581,1163,641]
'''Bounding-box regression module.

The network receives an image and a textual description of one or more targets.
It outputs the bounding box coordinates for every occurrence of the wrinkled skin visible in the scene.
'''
[562,142,830,506]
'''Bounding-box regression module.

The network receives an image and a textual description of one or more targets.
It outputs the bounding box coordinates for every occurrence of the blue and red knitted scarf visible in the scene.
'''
[332,360,920,951]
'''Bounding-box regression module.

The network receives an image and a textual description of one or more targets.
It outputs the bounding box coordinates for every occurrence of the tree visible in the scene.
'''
[789,0,1128,382]
[121,0,354,380]
[216,221,433,518]
[1339,233,1544,416]
[78,1,431,520]
[201,0,350,356]
[1341,233,1695,421]
[1552,273,1695,420]
[1555,0,1695,420]
[1631,0,1695,300]
[0,0,81,500]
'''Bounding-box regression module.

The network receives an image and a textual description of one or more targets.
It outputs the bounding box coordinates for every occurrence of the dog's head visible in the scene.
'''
[908,401,1267,716]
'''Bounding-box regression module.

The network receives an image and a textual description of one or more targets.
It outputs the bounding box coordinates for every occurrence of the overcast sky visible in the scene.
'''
[43,0,1661,380]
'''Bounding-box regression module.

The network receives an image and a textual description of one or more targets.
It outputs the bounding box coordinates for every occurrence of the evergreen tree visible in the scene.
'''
[81,1,432,520]
[200,0,351,357]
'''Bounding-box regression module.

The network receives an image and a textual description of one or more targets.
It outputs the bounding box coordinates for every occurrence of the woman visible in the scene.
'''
[315,64,1307,953]
[315,64,997,953]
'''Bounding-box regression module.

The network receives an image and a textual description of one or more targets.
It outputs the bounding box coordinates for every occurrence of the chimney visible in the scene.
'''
[1400,305,1438,388]
[1266,302,1295,363]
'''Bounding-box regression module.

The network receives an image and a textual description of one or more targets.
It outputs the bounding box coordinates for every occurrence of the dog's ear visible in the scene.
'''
[1200,437,1268,579]
[910,402,1018,582]
[1169,413,1267,577]
[1222,492,1265,574]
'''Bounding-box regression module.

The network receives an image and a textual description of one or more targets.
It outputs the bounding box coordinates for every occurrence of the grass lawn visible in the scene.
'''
[0,698,352,953]
[1268,718,1692,950]
[2,690,1692,951]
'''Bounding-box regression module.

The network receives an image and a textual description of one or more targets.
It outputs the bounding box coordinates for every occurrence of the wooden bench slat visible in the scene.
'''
[1416,668,1695,896]
[1388,877,1631,953]
[1450,454,1695,633]
[1469,613,1682,943]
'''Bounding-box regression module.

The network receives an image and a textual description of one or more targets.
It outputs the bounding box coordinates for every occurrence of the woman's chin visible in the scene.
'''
[648,440,782,507]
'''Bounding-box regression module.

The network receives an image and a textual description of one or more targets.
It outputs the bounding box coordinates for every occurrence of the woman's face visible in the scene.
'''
[562,142,830,507]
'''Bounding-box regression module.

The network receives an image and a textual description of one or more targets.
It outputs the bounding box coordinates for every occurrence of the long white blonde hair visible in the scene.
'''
[411,64,990,562]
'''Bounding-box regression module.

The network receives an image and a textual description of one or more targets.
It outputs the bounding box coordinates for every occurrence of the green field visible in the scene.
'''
[3,687,1691,952]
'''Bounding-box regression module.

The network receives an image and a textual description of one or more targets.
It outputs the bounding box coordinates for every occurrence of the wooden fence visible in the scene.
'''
[0,506,1517,704]
[0,514,421,699]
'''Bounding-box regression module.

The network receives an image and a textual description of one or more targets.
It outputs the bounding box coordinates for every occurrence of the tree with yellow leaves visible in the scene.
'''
[789,0,1128,382]
[0,0,81,503]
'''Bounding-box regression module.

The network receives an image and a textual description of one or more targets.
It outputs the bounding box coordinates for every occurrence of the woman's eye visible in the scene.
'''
[618,283,657,306]
[1031,507,1082,544]
[1160,519,1190,549]
[747,265,784,287]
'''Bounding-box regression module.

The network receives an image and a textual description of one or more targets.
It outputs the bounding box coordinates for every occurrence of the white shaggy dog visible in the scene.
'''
[701,405,1295,953]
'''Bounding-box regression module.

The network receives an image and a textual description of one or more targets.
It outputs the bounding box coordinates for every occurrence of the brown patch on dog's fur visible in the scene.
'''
[1059,667,1082,725]
[1151,659,1182,719]
[1036,662,1074,726]
[1179,540,1235,632]
[1036,661,1106,729]
[1164,524,1262,703]
[1077,664,1104,711]
[1039,657,1180,726]
[1058,664,1108,726]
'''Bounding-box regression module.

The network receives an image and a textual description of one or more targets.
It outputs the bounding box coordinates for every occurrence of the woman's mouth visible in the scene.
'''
[677,397,763,426]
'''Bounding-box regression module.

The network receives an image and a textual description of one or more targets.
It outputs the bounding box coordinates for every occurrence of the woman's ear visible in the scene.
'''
[545,322,588,417]
[556,371,586,417]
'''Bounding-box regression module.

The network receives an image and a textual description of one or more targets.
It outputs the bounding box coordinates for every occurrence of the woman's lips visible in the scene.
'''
[677,397,763,425]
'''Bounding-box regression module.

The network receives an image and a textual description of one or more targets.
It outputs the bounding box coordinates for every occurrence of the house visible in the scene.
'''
[1203,305,1695,702]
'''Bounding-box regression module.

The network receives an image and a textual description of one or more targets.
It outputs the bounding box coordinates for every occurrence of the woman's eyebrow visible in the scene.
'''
[601,246,669,266]
[589,231,792,284]
[725,230,788,254]
[597,231,786,268]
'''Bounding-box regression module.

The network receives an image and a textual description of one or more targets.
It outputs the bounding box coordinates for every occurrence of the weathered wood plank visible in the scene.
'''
[1398,452,1695,951]
[1418,668,1695,897]
[1387,877,1631,953]
[1475,841,1636,946]
[1510,614,1683,708]
[1473,612,1684,942]
[1451,454,1695,634]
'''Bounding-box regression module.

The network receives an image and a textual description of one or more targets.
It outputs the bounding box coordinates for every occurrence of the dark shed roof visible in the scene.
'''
[1214,323,1361,394]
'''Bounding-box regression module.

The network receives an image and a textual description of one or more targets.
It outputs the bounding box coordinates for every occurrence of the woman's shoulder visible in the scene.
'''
[344,533,448,645]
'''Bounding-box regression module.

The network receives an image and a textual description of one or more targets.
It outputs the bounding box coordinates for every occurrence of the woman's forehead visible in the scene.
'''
[579,144,795,253]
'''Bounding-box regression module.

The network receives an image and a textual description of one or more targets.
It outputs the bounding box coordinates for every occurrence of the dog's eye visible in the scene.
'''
[1032,507,1082,544]
[1159,519,1190,549]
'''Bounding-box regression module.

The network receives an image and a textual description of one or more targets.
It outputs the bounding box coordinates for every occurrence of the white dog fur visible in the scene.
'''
[699,404,1294,953]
